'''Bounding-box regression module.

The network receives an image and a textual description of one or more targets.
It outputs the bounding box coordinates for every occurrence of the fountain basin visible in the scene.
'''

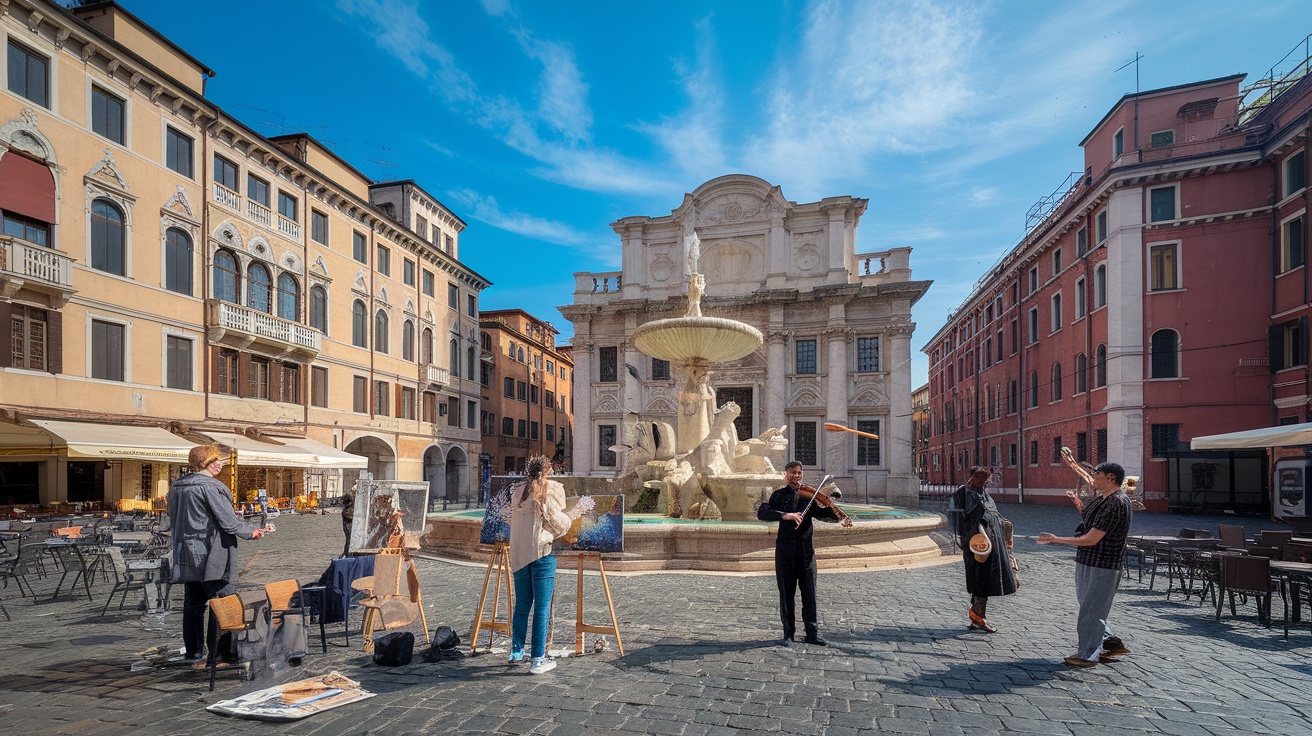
[632,316,764,363]
[420,507,946,573]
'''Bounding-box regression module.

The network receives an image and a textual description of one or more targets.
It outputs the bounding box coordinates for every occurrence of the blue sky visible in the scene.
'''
[123,0,1309,385]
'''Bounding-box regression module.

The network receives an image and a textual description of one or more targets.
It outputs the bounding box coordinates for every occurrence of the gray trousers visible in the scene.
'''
[1074,563,1121,661]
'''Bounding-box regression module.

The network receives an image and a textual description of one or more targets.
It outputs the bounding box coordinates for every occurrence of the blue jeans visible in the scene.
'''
[512,555,557,658]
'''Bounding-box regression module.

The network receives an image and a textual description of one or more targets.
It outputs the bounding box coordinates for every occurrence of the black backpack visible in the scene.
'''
[421,625,463,662]
[372,632,414,666]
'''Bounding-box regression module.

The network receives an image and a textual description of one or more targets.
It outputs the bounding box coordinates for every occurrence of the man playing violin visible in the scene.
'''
[757,461,853,647]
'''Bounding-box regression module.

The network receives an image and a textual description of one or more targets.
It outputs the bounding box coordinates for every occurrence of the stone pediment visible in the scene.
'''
[163,186,196,221]
[789,386,823,408]
[0,108,57,164]
[86,148,130,195]
[643,396,676,414]
[310,255,330,279]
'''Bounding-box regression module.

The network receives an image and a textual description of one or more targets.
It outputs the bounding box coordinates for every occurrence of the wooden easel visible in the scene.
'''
[470,541,513,654]
[573,552,624,656]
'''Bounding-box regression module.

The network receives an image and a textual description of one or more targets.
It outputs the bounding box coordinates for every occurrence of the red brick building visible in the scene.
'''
[924,56,1312,513]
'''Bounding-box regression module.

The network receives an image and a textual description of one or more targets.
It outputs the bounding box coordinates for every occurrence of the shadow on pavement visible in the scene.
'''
[615,638,778,669]
[876,657,1066,694]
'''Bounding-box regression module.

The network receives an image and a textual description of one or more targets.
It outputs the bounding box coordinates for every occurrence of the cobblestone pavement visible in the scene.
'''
[2,503,1309,735]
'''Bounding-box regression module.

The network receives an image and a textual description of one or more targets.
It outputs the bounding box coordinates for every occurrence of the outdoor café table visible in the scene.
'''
[1271,560,1312,625]
[1130,536,1225,597]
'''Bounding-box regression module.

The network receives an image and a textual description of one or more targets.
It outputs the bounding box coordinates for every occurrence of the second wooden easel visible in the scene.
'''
[469,541,513,654]
[572,551,624,656]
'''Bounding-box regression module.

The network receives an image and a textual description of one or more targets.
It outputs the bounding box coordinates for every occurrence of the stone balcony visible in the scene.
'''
[0,236,76,305]
[571,271,623,305]
[247,199,272,228]
[277,214,300,241]
[213,184,240,211]
[423,363,450,388]
[853,247,912,284]
[205,298,320,361]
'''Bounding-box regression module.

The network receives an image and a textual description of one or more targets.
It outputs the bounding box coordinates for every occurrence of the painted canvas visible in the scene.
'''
[349,480,429,552]
[559,494,624,553]
[479,476,521,545]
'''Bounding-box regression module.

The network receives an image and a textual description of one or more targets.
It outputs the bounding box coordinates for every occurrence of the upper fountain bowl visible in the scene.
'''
[632,316,764,364]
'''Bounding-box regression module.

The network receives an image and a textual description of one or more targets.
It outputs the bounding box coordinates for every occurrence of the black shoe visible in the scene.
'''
[778,637,793,647]
[804,634,828,646]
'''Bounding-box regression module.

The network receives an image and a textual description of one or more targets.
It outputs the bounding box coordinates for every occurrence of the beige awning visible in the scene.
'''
[1190,422,1312,450]
[23,419,196,462]
[201,431,321,468]
[276,437,369,469]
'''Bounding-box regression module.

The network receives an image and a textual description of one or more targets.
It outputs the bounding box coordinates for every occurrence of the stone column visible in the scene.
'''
[573,339,594,475]
[765,329,789,432]
[766,208,789,289]
[885,324,918,505]
[823,327,851,476]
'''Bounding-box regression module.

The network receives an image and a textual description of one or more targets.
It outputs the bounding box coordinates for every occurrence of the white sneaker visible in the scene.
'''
[528,656,556,674]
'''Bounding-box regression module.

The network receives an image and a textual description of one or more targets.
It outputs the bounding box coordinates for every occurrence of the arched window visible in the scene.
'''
[1051,362,1063,401]
[164,228,192,295]
[1076,353,1088,393]
[1151,329,1179,378]
[374,310,389,353]
[247,263,272,313]
[481,332,492,351]
[213,249,240,303]
[1094,264,1107,308]
[309,285,328,333]
[90,199,125,275]
[468,345,476,379]
[422,328,434,364]
[276,273,299,320]
[1028,371,1039,408]
[517,347,524,363]
[1095,344,1107,387]
[402,320,415,361]
[450,339,461,377]
[351,300,367,347]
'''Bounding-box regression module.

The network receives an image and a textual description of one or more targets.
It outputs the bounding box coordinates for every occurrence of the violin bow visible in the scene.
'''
[796,474,833,519]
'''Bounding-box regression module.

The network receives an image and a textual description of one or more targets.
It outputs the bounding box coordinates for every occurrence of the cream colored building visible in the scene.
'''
[0,0,487,508]
[560,175,930,504]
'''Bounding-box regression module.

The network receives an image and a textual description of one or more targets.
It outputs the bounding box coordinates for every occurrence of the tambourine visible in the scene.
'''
[969,524,992,563]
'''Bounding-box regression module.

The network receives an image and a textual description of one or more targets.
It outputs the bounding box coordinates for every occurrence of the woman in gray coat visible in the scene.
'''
[165,445,272,662]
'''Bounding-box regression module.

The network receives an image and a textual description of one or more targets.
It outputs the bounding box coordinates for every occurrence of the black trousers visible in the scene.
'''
[182,580,230,658]
[775,552,819,639]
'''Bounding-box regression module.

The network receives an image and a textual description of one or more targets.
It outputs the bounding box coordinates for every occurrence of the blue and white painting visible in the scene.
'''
[561,495,624,553]
[478,476,521,545]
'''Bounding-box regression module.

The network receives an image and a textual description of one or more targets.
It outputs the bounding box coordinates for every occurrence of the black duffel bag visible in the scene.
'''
[421,625,463,662]
[372,632,414,666]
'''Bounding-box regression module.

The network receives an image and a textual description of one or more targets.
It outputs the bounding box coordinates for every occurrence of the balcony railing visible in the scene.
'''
[0,236,76,303]
[214,185,240,211]
[247,200,272,227]
[206,299,320,356]
[277,215,301,241]
[423,363,450,387]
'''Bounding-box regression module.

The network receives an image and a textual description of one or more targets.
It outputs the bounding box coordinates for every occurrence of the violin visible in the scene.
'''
[797,483,855,528]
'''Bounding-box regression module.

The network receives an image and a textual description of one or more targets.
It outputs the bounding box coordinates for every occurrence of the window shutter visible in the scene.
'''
[1302,316,1309,366]
[1270,324,1284,372]
[395,384,403,417]
[0,302,11,369]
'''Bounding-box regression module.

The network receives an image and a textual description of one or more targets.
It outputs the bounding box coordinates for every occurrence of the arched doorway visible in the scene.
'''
[422,445,443,510]
[445,446,467,504]
[344,435,396,481]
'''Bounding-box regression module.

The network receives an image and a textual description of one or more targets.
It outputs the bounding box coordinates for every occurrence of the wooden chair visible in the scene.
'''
[1217,524,1248,550]
[1258,530,1293,559]
[355,552,429,653]
[206,591,266,690]
[1216,554,1285,629]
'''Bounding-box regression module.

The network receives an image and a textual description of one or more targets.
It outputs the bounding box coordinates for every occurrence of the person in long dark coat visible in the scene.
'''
[951,466,1016,632]
[757,461,852,646]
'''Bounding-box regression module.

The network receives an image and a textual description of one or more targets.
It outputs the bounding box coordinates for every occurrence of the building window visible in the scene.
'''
[1051,362,1062,401]
[1287,151,1307,197]
[468,294,477,317]
[1028,371,1039,409]
[1282,216,1306,273]
[422,328,434,364]
[374,245,390,276]
[1094,264,1106,308]
[546,425,556,442]
[352,231,367,264]
[1052,247,1063,275]
[1029,439,1039,466]
[599,346,618,382]
[247,175,270,207]
[517,381,526,401]
[165,127,194,178]
[1052,437,1063,464]
[165,336,192,390]
[247,357,270,400]
[1096,210,1108,243]
[856,420,880,466]
[1074,432,1088,462]
[214,155,239,193]
[1050,293,1062,331]
[450,339,461,377]
[468,346,476,381]
[164,228,193,295]
[502,417,514,436]
[480,363,490,387]
[1150,130,1175,148]
[1095,344,1107,387]
[403,258,415,287]
[1076,226,1088,257]
[1027,307,1038,344]
[794,422,817,465]
[1075,352,1088,394]
[7,40,49,107]
[598,425,618,467]
[447,283,459,309]
[276,273,299,320]
[309,285,328,333]
[2,212,49,247]
[530,385,539,404]
[353,375,368,413]
[1150,329,1180,378]
[10,305,48,371]
[247,263,272,313]
[91,86,125,144]
[444,233,454,254]
[545,390,556,409]
[279,362,300,404]
[468,400,478,429]
[1008,443,1017,466]
[311,366,328,407]
[416,214,427,238]
[1150,243,1181,289]
[530,421,539,440]
[1151,423,1181,457]
[652,358,670,380]
[504,377,515,397]
[351,300,367,347]
[1273,318,1308,370]
[795,339,817,374]
[1112,128,1124,158]
[1075,278,1086,318]
[277,191,297,221]
[1028,266,1038,294]
[216,349,238,395]
[90,199,126,276]
[1095,428,1108,463]
[400,387,416,419]
[401,320,415,361]
[374,310,389,353]
[1149,186,1176,222]
[374,381,389,416]
[857,337,880,372]
[422,269,435,296]
[310,210,329,245]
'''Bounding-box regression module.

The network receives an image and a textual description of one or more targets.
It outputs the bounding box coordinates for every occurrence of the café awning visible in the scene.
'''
[1190,422,1312,450]
[201,431,321,468]
[24,419,196,462]
[276,437,369,469]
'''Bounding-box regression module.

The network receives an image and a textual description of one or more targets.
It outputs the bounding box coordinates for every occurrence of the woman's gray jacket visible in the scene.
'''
[164,472,259,585]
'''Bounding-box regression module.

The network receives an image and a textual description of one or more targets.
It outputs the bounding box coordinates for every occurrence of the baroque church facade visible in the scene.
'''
[560,175,930,504]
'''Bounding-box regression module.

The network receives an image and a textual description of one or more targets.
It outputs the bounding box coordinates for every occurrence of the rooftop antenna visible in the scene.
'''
[1115,41,1144,155]
[363,141,397,177]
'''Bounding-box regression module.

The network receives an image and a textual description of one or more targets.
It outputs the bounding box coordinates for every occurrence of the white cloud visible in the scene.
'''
[445,188,596,248]
[635,15,729,180]
[970,186,998,204]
